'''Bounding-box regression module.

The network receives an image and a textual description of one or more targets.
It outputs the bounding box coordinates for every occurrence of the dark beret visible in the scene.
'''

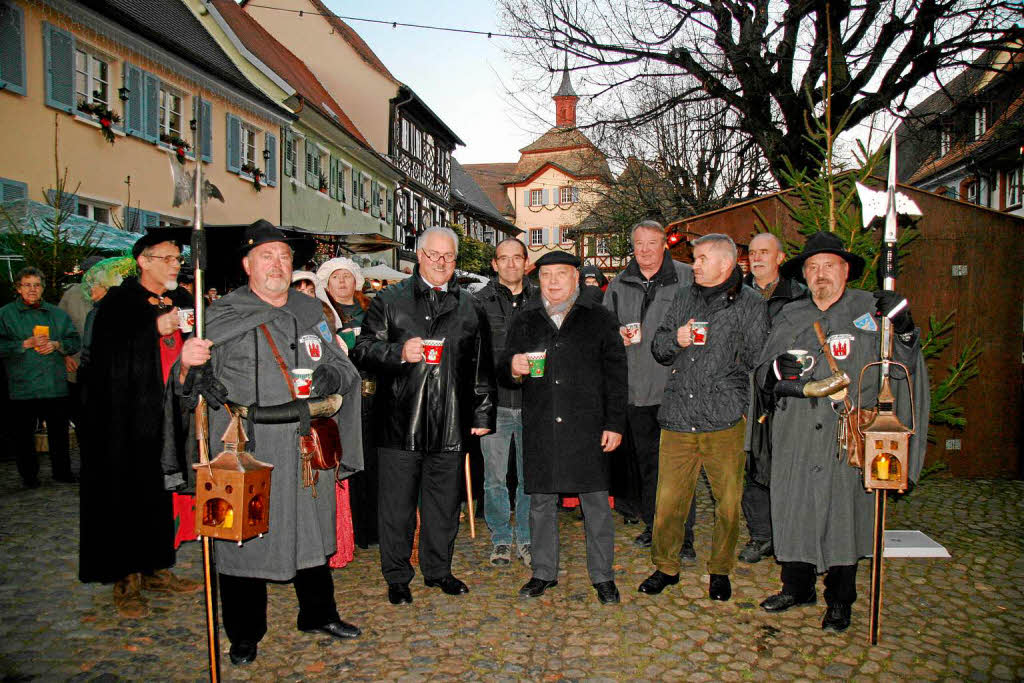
[534,251,581,268]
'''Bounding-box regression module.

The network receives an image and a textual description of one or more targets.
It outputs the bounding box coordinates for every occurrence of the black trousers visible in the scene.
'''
[741,453,772,542]
[781,561,858,605]
[12,398,71,483]
[378,447,462,584]
[219,564,339,645]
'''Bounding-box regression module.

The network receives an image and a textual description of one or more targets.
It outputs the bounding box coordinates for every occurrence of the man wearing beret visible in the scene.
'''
[79,230,200,618]
[755,231,928,633]
[503,251,627,605]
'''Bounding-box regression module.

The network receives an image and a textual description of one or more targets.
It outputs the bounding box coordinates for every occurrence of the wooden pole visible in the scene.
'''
[464,453,475,539]
[868,490,887,644]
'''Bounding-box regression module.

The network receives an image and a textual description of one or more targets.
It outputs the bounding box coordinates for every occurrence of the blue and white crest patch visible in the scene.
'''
[853,313,878,332]
[317,320,333,342]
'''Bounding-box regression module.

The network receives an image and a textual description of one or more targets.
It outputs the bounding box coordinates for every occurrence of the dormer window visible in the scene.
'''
[939,127,952,157]
[973,106,989,140]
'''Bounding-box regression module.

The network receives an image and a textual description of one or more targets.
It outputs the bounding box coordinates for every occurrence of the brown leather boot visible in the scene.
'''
[113,573,149,618]
[140,568,203,594]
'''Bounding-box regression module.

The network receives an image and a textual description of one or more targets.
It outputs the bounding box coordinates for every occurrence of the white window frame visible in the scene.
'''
[530,189,543,206]
[559,227,573,244]
[75,46,110,109]
[529,228,544,246]
[596,237,610,255]
[559,186,574,204]
[339,161,351,204]
[159,85,184,139]
[1006,166,1021,207]
[973,106,988,140]
[240,122,259,170]
[965,180,978,204]
[939,128,952,157]
[75,199,113,225]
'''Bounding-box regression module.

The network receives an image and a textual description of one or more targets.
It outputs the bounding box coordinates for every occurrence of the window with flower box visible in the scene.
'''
[75,48,109,108]
[159,86,183,139]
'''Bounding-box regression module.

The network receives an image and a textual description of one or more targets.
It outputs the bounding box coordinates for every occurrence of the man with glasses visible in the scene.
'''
[79,232,202,619]
[474,238,537,568]
[353,226,495,605]
[0,266,80,488]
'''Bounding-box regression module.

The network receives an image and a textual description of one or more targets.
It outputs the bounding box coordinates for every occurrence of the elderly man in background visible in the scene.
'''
[756,231,928,633]
[505,251,626,605]
[639,234,767,602]
[352,226,495,605]
[78,233,199,618]
[475,237,538,567]
[603,220,696,558]
[0,266,80,488]
[738,232,807,564]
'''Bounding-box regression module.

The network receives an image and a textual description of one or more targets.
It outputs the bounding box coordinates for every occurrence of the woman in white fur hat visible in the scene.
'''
[316,257,369,351]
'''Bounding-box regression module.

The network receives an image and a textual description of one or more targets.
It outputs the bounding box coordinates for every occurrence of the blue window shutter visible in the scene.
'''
[46,188,78,214]
[265,132,278,187]
[542,189,549,206]
[339,165,346,203]
[352,170,359,204]
[0,177,28,202]
[122,63,143,137]
[0,3,26,95]
[522,190,528,206]
[386,189,393,224]
[225,113,240,173]
[192,98,213,162]
[142,210,160,230]
[542,228,550,245]
[329,156,337,198]
[283,130,294,177]
[305,144,317,187]
[142,71,159,142]
[371,179,379,217]
[572,186,580,202]
[43,22,74,112]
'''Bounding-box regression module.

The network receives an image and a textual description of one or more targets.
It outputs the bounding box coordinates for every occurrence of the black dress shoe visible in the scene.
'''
[822,603,852,632]
[53,473,78,484]
[424,574,469,595]
[633,528,653,548]
[518,577,558,598]
[593,581,620,604]
[302,620,361,639]
[638,570,679,595]
[709,574,731,601]
[760,590,817,612]
[738,539,773,564]
[387,582,413,605]
[22,477,40,489]
[679,541,697,565]
[229,641,258,665]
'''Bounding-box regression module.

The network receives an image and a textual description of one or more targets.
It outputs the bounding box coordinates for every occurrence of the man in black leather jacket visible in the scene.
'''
[351,226,495,606]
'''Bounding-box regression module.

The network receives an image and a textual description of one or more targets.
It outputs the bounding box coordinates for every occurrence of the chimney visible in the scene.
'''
[553,64,578,128]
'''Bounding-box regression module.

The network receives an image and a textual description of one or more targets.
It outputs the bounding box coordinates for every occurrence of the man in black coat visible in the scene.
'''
[351,226,495,606]
[79,232,201,618]
[738,233,807,564]
[503,251,627,605]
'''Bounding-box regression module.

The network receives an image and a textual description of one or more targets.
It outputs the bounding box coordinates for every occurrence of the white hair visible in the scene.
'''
[417,226,459,255]
[692,233,737,262]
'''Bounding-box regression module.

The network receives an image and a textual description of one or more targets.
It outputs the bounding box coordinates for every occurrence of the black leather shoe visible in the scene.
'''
[760,591,817,612]
[228,641,258,665]
[822,603,852,632]
[738,539,773,564]
[387,582,412,605]
[519,577,558,598]
[633,528,653,548]
[424,574,469,595]
[593,581,620,604]
[679,541,697,565]
[638,570,679,595]
[709,574,731,601]
[53,473,78,484]
[22,477,40,489]
[302,620,361,639]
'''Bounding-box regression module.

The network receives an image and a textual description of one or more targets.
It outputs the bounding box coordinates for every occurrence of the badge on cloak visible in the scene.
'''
[316,320,332,342]
[853,313,878,332]
[827,333,855,360]
[300,334,323,362]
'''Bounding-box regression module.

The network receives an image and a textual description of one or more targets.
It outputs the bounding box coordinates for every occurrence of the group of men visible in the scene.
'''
[1,217,927,668]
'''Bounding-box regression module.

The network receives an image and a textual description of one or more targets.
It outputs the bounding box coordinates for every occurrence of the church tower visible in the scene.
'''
[553,66,578,128]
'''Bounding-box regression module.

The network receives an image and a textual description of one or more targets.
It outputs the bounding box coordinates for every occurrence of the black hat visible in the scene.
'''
[240,219,301,255]
[534,251,581,269]
[780,231,865,282]
[131,230,184,260]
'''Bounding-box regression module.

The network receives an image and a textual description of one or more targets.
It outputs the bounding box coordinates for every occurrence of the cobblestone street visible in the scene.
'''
[1,448,1021,681]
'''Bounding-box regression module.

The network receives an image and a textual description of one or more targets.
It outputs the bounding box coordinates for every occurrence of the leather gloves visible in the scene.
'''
[873,290,914,335]
[182,365,229,410]
[311,364,341,399]
[762,353,801,392]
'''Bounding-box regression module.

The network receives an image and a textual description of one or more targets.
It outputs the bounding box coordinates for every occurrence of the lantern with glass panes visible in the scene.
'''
[193,408,273,543]
[856,359,915,492]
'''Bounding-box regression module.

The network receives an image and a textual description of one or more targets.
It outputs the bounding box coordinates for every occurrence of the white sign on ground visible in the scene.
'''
[883,530,951,558]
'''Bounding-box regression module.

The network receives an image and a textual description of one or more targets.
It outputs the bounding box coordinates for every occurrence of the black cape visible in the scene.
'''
[78,277,192,583]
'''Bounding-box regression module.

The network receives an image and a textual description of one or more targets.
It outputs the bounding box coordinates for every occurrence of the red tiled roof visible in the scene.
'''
[304,0,398,84]
[462,163,517,216]
[213,0,367,144]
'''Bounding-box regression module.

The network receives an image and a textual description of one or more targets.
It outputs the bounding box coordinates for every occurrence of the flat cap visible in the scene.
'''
[534,251,581,268]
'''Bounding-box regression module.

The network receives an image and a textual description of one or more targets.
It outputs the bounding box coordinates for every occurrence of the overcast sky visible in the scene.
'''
[323,0,542,165]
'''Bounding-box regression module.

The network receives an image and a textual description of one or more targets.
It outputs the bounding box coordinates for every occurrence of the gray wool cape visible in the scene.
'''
[755,289,929,572]
[168,287,363,581]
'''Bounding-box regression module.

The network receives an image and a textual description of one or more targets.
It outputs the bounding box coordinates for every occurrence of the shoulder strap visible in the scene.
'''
[259,323,297,400]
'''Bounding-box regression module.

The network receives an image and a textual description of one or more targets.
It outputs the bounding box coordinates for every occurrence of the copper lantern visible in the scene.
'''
[193,411,273,543]
[857,361,915,493]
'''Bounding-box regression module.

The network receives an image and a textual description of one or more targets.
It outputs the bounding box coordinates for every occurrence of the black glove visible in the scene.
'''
[761,353,801,392]
[873,290,914,335]
[182,365,228,410]
[310,364,341,399]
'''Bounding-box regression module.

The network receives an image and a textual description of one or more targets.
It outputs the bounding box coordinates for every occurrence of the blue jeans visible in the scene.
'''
[480,407,530,546]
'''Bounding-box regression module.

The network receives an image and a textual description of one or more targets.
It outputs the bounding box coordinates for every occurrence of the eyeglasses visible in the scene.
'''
[421,250,456,264]
[145,254,186,265]
[495,255,526,265]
